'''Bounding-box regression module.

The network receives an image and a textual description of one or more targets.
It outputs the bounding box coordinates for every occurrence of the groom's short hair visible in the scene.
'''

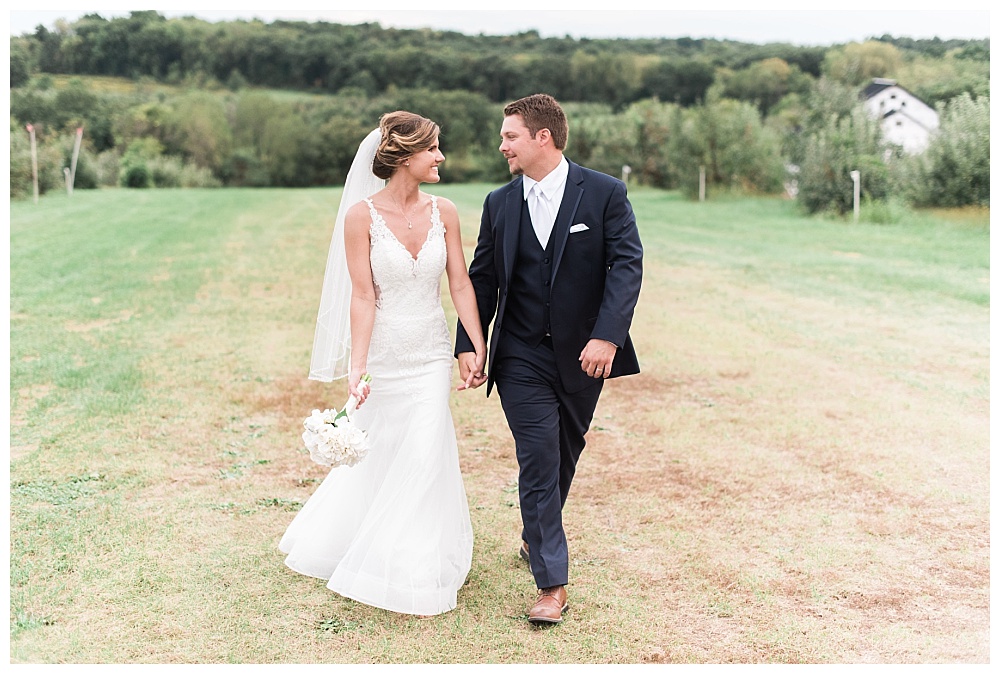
[504,94,568,150]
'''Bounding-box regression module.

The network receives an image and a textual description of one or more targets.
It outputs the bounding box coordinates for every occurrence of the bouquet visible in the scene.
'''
[301,374,372,468]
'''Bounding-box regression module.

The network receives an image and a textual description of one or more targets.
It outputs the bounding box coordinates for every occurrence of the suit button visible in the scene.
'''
[543,258,550,264]
[544,280,550,286]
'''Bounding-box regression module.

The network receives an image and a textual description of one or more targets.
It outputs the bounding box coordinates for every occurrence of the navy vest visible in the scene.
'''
[503,197,556,347]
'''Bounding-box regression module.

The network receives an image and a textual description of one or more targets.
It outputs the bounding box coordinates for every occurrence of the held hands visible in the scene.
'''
[457,350,488,390]
[579,339,617,379]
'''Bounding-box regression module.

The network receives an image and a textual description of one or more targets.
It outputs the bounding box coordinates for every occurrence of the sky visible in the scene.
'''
[6,4,993,45]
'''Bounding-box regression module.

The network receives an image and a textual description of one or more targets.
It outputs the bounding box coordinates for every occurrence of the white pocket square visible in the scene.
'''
[569,223,590,233]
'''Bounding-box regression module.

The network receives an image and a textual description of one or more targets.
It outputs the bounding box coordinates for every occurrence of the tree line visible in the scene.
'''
[9,12,990,212]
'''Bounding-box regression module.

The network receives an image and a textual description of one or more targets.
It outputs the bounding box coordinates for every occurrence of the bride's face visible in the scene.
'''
[403,135,445,183]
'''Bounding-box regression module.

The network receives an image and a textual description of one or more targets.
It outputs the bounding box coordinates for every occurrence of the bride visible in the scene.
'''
[279,111,487,616]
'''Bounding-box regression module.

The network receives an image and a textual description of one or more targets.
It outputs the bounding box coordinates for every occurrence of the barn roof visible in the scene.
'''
[862,77,899,99]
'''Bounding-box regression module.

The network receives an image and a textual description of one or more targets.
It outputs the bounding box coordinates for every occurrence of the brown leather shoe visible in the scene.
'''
[528,585,568,624]
[519,540,530,563]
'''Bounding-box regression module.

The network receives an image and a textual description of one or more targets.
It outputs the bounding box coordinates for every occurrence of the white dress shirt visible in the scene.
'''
[522,157,569,248]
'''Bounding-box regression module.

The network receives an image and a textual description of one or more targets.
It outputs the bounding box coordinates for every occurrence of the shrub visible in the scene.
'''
[797,107,895,215]
[94,151,121,187]
[902,93,990,207]
[859,196,910,224]
[122,163,152,188]
[668,95,786,199]
[147,155,221,188]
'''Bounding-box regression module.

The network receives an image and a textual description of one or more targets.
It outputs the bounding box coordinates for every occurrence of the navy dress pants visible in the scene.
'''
[494,334,603,589]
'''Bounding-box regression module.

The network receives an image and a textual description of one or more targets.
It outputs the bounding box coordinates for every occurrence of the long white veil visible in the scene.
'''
[309,128,385,382]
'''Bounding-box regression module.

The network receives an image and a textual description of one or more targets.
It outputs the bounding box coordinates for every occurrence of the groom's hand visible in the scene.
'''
[457,352,487,390]
[579,339,617,379]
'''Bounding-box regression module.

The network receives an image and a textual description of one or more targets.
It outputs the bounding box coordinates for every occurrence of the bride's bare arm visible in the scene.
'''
[344,202,376,404]
[440,198,488,390]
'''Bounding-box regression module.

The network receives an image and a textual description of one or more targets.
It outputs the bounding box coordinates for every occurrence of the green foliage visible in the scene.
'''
[668,95,786,198]
[16,12,982,109]
[9,117,35,198]
[57,137,99,190]
[93,150,121,186]
[858,196,911,224]
[822,41,904,85]
[161,92,233,172]
[122,163,152,188]
[625,99,683,189]
[119,138,161,188]
[797,108,895,215]
[770,77,861,166]
[637,59,715,106]
[892,50,991,107]
[8,14,989,206]
[10,38,33,87]
[899,94,990,208]
[9,117,72,198]
[147,155,222,188]
[713,58,813,115]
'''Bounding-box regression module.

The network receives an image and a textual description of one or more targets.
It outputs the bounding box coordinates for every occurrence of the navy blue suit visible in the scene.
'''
[457,159,643,588]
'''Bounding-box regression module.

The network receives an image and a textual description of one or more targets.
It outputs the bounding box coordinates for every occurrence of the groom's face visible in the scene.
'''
[499,114,543,178]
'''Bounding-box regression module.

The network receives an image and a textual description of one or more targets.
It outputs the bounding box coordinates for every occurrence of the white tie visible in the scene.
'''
[528,185,554,248]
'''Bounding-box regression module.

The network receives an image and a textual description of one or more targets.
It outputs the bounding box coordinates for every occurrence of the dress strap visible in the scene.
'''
[363,197,384,234]
[429,195,442,230]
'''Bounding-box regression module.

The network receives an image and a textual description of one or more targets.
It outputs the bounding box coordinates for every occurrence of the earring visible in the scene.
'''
[405,161,410,166]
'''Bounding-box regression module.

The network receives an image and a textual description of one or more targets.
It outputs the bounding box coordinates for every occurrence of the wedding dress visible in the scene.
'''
[279,195,473,616]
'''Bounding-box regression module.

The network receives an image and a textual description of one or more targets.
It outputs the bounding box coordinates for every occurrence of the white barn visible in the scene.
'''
[862,78,940,154]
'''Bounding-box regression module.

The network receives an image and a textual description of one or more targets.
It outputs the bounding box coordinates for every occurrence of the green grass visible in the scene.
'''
[9,186,989,663]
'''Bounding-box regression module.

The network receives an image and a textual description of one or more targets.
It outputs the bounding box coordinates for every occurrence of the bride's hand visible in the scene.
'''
[349,370,370,406]
[457,352,487,390]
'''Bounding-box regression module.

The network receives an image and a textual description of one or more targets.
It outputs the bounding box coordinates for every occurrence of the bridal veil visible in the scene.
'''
[309,128,385,382]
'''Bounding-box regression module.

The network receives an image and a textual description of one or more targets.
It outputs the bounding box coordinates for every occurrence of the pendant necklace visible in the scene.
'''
[388,191,418,229]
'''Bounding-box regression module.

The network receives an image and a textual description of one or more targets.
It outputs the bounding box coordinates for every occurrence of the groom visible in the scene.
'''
[457,94,643,624]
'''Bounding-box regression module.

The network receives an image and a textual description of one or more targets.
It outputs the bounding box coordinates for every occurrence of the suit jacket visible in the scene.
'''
[457,159,643,395]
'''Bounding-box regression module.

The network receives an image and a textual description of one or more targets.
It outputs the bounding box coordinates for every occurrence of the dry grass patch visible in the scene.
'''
[10,189,987,663]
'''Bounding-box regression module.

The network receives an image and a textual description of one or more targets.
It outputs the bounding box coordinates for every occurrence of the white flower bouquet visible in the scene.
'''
[301,374,372,468]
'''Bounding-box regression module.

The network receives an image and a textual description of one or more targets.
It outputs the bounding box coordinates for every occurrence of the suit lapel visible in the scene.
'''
[550,161,584,283]
[502,180,523,285]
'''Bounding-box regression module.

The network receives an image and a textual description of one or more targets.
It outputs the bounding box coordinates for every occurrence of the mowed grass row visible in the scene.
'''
[9,186,989,663]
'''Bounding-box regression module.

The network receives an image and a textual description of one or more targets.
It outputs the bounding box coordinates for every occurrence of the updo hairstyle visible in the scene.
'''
[372,111,440,180]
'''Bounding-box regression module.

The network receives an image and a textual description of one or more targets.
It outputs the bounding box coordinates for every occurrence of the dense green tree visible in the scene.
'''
[714,58,813,116]
[8,12,990,201]
[769,76,861,166]
[797,107,895,215]
[11,12,990,117]
[627,99,683,188]
[901,93,990,207]
[667,94,786,198]
[822,40,904,86]
[10,117,36,198]
[161,92,233,173]
[10,40,32,87]
[637,59,715,106]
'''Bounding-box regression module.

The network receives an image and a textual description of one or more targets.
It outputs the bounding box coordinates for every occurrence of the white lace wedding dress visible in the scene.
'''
[279,195,473,616]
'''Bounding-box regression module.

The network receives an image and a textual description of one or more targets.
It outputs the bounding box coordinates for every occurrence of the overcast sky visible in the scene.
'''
[6,4,993,45]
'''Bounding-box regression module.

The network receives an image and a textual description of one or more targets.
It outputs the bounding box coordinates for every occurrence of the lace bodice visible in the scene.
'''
[365,195,452,374]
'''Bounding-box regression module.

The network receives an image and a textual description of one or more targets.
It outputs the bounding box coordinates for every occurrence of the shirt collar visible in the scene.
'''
[523,156,569,201]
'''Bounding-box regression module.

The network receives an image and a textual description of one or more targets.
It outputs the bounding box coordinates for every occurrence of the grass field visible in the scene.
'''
[8,186,989,663]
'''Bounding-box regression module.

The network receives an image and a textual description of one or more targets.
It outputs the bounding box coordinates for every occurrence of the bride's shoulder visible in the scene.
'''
[344,198,376,230]
[428,193,457,214]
